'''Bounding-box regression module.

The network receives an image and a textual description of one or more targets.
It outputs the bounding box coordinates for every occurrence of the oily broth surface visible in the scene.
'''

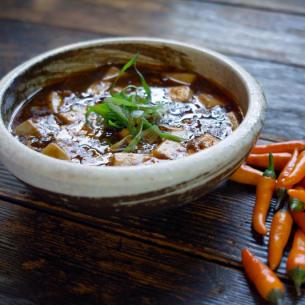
[9,64,243,166]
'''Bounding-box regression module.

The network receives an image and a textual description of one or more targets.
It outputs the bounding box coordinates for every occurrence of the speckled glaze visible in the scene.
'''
[0,38,266,215]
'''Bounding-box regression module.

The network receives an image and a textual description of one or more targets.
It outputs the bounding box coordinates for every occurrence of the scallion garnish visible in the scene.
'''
[85,53,184,152]
[123,119,144,152]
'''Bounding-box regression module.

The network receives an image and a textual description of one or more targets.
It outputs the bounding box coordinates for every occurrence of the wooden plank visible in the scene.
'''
[0,19,304,141]
[0,198,299,305]
[0,0,305,67]
[0,159,301,283]
[0,3,303,305]
[0,17,303,278]
[0,17,304,303]
[0,19,107,78]
[231,56,305,141]
[201,0,305,15]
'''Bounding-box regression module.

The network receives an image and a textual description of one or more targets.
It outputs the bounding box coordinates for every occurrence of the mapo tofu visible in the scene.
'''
[10,54,243,166]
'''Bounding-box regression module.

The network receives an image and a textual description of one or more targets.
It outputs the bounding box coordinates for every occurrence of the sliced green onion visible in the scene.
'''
[131,110,145,118]
[141,125,160,144]
[123,119,143,152]
[85,109,93,127]
[88,105,111,118]
[104,96,138,108]
[111,93,126,100]
[160,132,184,142]
[111,135,133,152]
[108,119,120,128]
[134,61,151,104]
[110,53,139,96]
[118,85,138,98]
[142,118,183,143]
[105,100,136,135]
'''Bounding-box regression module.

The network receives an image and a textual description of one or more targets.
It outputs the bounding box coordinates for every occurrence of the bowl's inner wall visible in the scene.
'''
[1,42,249,127]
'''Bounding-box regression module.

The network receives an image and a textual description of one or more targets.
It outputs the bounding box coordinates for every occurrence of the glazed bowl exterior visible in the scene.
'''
[0,38,266,215]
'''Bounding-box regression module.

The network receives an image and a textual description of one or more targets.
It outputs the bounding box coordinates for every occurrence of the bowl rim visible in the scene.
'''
[0,37,266,197]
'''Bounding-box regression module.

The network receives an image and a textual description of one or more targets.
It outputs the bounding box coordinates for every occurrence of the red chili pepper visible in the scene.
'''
[288,189,305,212]
[253,153,276,235]
[287,184,305,212]
[289,185,305,234]
[229,164,263,185]
[300,177,305,188]
[294,184,305,192]
[284,150,305,186]
[275,148,299,210]
[290,211,305,235]
[242,248,285,303]
[289,189,305,201]
[252,141,305,154]
[287,229,305,296]
[269,203,293,270]
[246,153,292,171]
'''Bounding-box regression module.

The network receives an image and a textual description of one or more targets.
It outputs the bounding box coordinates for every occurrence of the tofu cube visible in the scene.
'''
[102,66,127,81]
[41,143,70,161]
[197,93,224,109]
[48,91,62,113]
[166,128,188,140]
[187,133,220,155]
[14,119,41,136]
[88,81,111,95]
[162,73,196,85]
[152,140,187,160]
[226,112,239,131]
[169,86,193,103]
[115,129,133,146]
[111,153,155,166]
[57,111,85,124]
[111,86,124,94]
[118,128,131,140]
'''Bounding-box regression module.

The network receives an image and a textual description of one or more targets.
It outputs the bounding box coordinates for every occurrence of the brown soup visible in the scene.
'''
[9,60,243,166]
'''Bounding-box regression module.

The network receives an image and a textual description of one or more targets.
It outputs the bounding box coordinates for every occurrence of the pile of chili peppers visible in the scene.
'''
[229,140,305,304]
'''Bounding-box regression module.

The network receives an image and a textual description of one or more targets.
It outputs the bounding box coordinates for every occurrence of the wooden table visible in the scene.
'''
[0,1,305,304]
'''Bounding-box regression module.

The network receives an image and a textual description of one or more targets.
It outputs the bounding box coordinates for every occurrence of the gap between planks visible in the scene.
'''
[1,0,305,67]
[191,0,305,16]
[0,139,292,281]
[0,186,295,288]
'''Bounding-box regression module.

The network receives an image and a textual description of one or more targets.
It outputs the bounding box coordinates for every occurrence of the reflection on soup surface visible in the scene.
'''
[10,55,243,166]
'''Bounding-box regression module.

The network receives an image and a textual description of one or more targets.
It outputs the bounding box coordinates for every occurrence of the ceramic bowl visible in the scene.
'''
[0,38,266,216]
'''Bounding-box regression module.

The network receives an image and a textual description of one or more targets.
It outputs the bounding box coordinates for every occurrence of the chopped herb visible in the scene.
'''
[123,119,144,152]
[85,53,184,152]
[111,135,133,152]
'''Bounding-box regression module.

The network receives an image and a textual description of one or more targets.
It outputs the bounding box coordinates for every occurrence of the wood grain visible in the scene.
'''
[0,160,301,283]
[0,19,106,78]
[0,198,299,305]
[0,17,304,281]
[1,0,305,67]
[201,0,305,15]
[0,19,305,141]
[231,56,305,141]
[1,1,305,304]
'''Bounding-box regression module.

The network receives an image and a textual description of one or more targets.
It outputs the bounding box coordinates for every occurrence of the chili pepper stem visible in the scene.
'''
[289,197,305,212]
[242,249,285,303]
[295,281,302,297]
[280,202,289,212]
[263,153,276,179]
[275,187,287,210]
[267,288,285,305]
[288,266,305,297]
